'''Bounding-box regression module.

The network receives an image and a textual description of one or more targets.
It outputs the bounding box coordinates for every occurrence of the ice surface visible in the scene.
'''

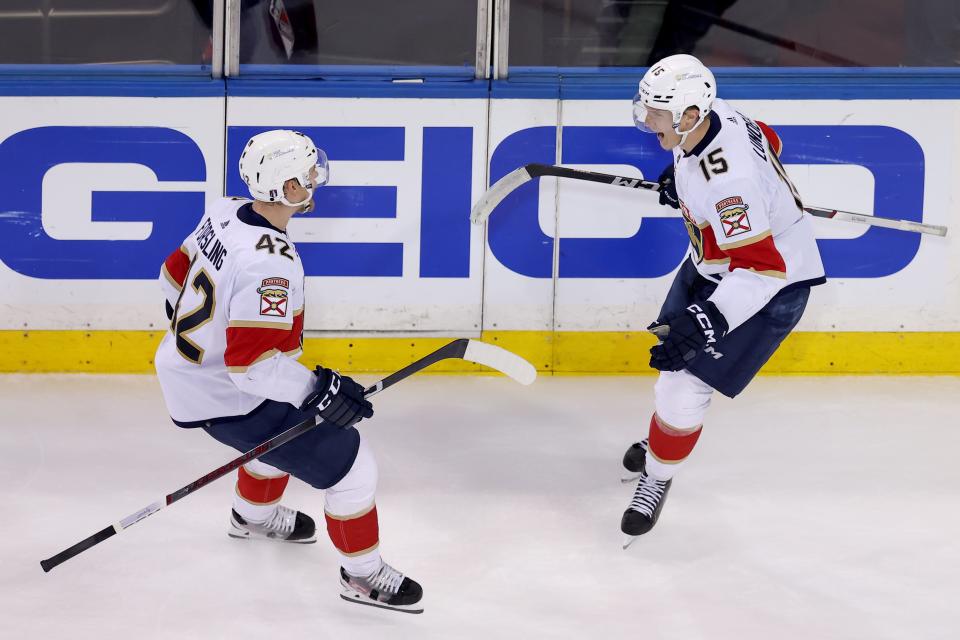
[2,374,958,639]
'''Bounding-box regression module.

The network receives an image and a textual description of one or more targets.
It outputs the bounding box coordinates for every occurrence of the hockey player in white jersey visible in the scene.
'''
[154,130,423,613]
[620,55,826,546]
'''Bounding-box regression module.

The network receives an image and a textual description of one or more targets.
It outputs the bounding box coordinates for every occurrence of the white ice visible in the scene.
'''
[2,373,959,639]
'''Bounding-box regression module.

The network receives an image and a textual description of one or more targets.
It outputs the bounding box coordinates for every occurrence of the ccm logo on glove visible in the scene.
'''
[686,303,723,359]
[316,373,340,410]
[648,300,729,372]
[301,367,374,429]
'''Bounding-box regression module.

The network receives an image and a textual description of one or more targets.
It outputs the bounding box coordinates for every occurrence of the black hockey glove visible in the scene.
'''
[301,367,373,428]
[657,163,680,210]
[649,301,729,372]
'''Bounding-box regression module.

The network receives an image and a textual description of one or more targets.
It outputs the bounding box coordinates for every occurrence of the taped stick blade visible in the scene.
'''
[462,340,537,385]
[470,167,533,224]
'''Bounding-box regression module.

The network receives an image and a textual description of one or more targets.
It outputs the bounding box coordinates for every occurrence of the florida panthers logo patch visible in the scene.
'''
[258,277,289,317]
[716,196,751,238]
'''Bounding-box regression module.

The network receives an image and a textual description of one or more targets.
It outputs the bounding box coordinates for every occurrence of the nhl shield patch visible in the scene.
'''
[258,277,289,317]
[716,196,751,238]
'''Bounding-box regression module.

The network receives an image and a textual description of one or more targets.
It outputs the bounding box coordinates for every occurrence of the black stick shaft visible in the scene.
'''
[364,339,468,396]
[524,164,944,235]
[40,339,472,573]
[165,419,319,505]
[527,163,660,191]
[40,525,116,573]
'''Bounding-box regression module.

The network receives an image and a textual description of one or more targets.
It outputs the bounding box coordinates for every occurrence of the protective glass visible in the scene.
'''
[310,148,330,188]
[632,94,656,133]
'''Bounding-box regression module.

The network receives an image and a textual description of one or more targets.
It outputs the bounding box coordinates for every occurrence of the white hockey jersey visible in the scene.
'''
[673,98,825,331]
[155,198,315,425]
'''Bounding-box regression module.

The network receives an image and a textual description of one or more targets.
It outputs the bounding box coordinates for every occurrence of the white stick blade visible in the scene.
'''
[805,206,948,236]
[470,167,533,224]
[462,340,537,385]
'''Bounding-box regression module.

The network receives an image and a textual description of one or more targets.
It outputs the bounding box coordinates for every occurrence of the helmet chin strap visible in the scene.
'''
[674,111,708,148]
[280,188,313,210]
[279,174,315,210]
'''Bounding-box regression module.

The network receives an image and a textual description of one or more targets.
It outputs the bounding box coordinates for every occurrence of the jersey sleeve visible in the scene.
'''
[703,177,788,331]
[755,121,782,156]
[159,245,192,317]
[224,255,313,406]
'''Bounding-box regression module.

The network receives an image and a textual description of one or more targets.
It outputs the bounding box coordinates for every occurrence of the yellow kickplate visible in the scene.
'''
[1,330,957,375]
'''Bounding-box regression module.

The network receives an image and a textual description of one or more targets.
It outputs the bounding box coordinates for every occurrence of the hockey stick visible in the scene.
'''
[470,163,948,237]
[40,339,536,573]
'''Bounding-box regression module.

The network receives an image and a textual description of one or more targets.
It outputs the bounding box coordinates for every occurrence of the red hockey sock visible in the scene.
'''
[648,413,703,465]
[236,465,290,504]
[326,504,380,556]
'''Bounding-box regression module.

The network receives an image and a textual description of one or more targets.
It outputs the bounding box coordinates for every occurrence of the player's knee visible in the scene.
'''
[243,458,286,478]
[328,436,378,501]
[351,437,378,492]
[653,370,714,428]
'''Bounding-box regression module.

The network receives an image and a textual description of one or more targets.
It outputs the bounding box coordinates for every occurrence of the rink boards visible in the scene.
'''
[0,73,956,373]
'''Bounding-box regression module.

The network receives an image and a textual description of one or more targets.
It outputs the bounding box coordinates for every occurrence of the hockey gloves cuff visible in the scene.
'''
[649,300,729,372]
[301,367,374,428]
[657,163,680,210]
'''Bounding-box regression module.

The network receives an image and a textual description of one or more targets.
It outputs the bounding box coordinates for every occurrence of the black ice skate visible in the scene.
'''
[340,562,424,614]
[228,506,317,543]
[620,438,648,483]
[621,470,671,549]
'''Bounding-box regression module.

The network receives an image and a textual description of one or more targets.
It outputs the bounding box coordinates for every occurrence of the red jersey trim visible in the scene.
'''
[224,312,304,369]
[226,349,279,373]
[280,311,304,354]
[756,121,782,157]
[162,246,190,290]
[725,234,787,277]
[228,320,292,329]
[225,326,291,368]
[700,224,727,264]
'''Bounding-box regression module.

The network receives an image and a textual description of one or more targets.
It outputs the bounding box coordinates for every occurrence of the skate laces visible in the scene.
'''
[629,474,667,516]
[367,562,404,595]
[261,504,296,536]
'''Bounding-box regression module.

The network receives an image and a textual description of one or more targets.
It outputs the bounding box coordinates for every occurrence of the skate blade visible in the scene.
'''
[620,472,641,484]
[227,530,317,544]
[340,590,424,614]
[622,534,638,550]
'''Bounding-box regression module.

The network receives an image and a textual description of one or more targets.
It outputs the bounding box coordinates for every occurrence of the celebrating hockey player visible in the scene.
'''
[154,130,423,613]
[621,55,826,546]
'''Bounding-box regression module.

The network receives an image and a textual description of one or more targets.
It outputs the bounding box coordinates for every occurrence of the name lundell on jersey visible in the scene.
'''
[672,98,825,331]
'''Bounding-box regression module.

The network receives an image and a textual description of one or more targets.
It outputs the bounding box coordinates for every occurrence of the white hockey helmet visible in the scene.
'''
[633,54,717,144]
[239,129,329,208]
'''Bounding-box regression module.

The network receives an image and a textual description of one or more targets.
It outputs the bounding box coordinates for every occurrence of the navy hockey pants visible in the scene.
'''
[659,257,814,398]
[201,400,361,490]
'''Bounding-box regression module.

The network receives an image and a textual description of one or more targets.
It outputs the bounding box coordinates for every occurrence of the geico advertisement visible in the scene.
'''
[0,96,952,332]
